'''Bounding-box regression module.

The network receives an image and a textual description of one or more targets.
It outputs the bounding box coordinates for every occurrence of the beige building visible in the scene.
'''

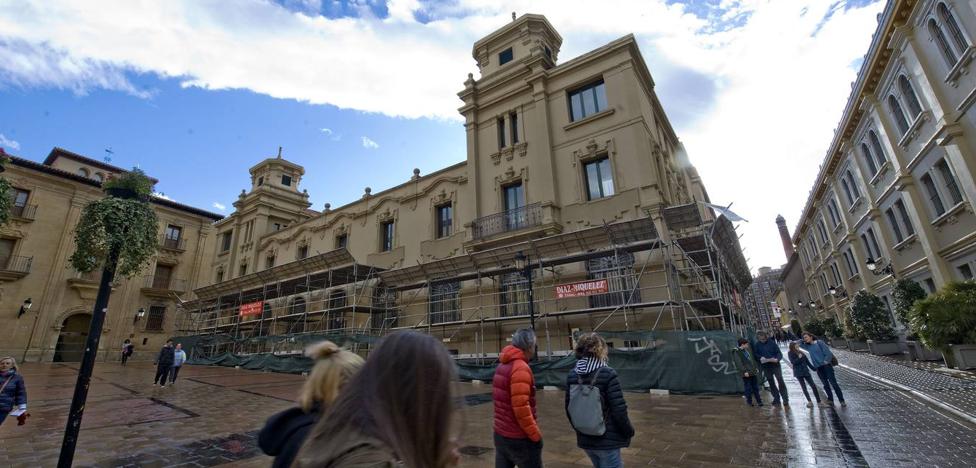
[0,148,222,362]
[789,0,976,329]
[179,14,752,358]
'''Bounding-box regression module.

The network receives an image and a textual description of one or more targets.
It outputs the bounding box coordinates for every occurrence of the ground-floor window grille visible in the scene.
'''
[429,281,460,324]
[146,306,166,331]
[586,252,640,308]
[499,272,531,317]
[372,286,399,330]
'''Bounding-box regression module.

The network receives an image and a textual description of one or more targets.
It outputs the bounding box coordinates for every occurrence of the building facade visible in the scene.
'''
[743,267,783,334]
[180,14,751,359]
[0,148,223,362]
[790,0,976,328]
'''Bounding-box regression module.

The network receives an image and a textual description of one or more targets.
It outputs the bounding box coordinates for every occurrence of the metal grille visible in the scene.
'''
[429,281,460,324]
[146,306,166,331]
[499,272,530,317]
[472,202,542,239]
[586,252,640,308]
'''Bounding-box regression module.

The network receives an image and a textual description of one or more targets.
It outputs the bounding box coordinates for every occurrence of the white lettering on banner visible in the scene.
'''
[688,336,739,375]
[554,279,609,299]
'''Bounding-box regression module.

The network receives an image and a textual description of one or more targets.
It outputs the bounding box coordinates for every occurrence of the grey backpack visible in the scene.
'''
[567,368,606,436]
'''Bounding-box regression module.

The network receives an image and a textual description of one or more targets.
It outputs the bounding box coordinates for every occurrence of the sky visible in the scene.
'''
[0,0,885,274]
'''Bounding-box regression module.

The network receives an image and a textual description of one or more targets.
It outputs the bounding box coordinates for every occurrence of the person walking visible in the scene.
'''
[731,338,763,407]
[121,339,134,366]
[293,331,460,468]
[169,343,187,385]
[153,340,175,387]
[492,328,543,468]
[800,332,846,407]
[565,333,634,468]
[754,331,789,407]
[0,356,28,427]
[787,341,823,408]
[260,341,364,468]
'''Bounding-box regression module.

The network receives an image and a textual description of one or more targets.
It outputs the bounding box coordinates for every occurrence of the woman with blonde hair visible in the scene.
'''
[0,356,28,426]
[259,341,364,468]
[565,333,634,468]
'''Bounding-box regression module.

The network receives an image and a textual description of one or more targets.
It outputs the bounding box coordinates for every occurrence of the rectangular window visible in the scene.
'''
[843,249,859,277]
[11,189,29,218]
[336,234,348,249]
[152,264,173,289]
[830,263,842,286]
[921,173,946,216]
[497,117,506,149]
[923,278,936,293]
[429,281,460,324]
[886,208,905,243]
[436,204,453,238]
[510,112,519,144]
[935,159,964,206]
[499,272,530,317]
[503,183,526,231]
[819,273,829,295]
[0,238,14,269]
[216,269,224,283]
[239,263,247,277]
[816,219,829,245]
[381,221,394,252]
[894,199,915,237]
[296,245,309,260]
[257,176,264,186]
[583,157,614,200]
[266,255,275,269]
[273,223,282,231]
[165,225,182,242]
[960,264,974,281]
[281,175,292,187]
[569,80,607,122]
[586,252,640,308]
[220,232,232,252]
[867,228,882,259]
[827,198,841,227]
[145,306,166,331]
[498,47,513,65]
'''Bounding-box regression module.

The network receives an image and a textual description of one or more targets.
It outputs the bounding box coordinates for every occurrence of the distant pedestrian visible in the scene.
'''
[565,333,634,468]
[800,332,846,407]
[493,328,543,468]
[787,342,822,408]
[293,331,460,468]
[259,341,364,468]
[153,340,174,387]
[169,343,187,384]
[121,339,134,366]
[731,338,763,407]
[754,331,789,407]
[0,357,28,427]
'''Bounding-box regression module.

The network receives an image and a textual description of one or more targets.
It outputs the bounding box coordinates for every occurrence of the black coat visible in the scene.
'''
[258,406,320,468]
[564,367,635,450]
[156,346,174,366]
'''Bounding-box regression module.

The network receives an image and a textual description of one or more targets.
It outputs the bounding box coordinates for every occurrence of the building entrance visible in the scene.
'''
[53,313,92,362]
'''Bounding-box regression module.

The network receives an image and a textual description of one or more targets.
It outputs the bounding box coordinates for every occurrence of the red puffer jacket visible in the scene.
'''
[492,345,541,442]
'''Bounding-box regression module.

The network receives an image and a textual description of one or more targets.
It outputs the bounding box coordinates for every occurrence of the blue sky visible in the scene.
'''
[0,0,885,272]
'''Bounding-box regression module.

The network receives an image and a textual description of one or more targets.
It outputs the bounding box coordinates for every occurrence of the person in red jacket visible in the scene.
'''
[493,328,543,468]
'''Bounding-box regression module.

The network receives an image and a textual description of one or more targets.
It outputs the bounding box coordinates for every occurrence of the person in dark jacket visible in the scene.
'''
[787,341,822,408]
[754,331,789,407]
[493,328,543,468]
[153,340,174,387]
[800,332,846,406]
[565,333,634,468]
[259,341,364,468]
[731,338,762,407]
[0,356,28,426]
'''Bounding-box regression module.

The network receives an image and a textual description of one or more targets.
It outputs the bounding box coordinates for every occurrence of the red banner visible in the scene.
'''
[239,301,264,317]
[555,279,609,299]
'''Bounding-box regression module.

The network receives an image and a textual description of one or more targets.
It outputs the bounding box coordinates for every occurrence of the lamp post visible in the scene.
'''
[17,297,32,318]
[828,285,848,298]
[133,307,146,325]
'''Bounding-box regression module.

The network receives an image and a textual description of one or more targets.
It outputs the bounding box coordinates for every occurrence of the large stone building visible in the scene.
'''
[789,0,976,328]
[742,266,783,334]
[179,14,752,359]
[0,148,223,362]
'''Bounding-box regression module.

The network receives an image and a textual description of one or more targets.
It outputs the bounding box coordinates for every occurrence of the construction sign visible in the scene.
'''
[555,279,609,298]
[239,301,264,317]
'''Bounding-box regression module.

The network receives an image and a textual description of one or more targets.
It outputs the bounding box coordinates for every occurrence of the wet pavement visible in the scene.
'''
[0,346,974,467]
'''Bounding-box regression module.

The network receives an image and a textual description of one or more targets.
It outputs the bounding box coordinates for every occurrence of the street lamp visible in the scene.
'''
[797,300,819,309]
[865,257,895,277]
[133,307,146,324]
[828,285,848,298]
[17,298,32,318]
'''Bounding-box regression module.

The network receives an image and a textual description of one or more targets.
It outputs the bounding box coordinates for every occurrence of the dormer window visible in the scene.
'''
[281,175,292,187]
[499,47,513,66]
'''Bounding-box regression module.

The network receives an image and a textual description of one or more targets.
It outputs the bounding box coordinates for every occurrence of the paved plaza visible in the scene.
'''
[1,349,975,467]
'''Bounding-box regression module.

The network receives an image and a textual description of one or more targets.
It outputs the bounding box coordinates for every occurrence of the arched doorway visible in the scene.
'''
[54,313,92,362]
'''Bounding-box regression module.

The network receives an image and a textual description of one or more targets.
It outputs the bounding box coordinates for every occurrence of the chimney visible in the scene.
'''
[776,215,795,260]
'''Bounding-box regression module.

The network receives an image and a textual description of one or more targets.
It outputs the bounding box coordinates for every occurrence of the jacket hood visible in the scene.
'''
[500,345,527,364]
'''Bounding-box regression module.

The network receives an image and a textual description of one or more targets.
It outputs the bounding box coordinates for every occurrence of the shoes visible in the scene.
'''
[771,400,781,406]
[840,401,847,407]
[806,402,813,408]
[818,401,830,407]
[783,402,790,408]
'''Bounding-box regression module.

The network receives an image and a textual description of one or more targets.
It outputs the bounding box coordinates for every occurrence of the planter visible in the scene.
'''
[906,341,943,361]
[867,340,901,356]
[830,338,848,349]
[948,344,976,370]
[847,340,869,352]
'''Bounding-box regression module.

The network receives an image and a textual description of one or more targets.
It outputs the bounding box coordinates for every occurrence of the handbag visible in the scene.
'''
[830,355,839,367]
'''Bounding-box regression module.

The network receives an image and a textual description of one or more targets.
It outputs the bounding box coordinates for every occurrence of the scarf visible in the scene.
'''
[574,356,607,375]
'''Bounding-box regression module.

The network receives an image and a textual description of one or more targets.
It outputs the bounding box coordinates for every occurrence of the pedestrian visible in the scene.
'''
[259,341,364,468]
[0,356,28,427]
[731,338,763,407]
[754,331,789,407]
[153,340,174,387]
[493,328,543,468]
[121,339,134,366]
[169,343,187,385]
[787,341,823,408]
[799,332,846,407]
[565,333,634,468]
[293,331,460,468]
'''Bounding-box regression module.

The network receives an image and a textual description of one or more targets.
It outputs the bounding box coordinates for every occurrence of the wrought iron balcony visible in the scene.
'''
[0,255,32,273]
[472,202,542,240]
[11,204,37,221]
[142,275,187,292]
[161,236,186,251]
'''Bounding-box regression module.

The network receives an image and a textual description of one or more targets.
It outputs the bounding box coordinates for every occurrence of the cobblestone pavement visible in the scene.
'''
[1,355,975,467]
[832,348,976,418]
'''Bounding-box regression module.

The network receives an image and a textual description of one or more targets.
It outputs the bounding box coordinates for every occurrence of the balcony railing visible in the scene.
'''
[472,202,542,240]
[0,255,32,275]
[161,237,186,251]
[143,275,187,292]
[11,204,37,220]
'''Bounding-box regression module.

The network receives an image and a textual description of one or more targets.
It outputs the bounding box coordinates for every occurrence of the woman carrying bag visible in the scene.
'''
[0,356,28,426]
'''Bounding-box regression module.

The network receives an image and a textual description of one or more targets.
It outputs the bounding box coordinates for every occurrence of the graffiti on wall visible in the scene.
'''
[688,335,739,375]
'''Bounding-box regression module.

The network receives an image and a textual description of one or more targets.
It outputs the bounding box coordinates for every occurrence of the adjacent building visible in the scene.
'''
[790,0,976,328]
[743,266,783,334]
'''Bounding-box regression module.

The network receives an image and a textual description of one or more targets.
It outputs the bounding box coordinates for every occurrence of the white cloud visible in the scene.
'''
[320,128,333,135]
[321,127,341,141]
[0,133,20,150]
[361,136,379,149]
[212,202,226,211]
[0,0,885,272]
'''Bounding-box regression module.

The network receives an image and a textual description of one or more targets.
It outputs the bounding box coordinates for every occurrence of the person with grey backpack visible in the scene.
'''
[564,333,634,468]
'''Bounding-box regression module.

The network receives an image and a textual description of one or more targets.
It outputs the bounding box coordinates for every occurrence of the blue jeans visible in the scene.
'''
[742,375,762,405]
[816,364,845,403]
[584,448,622,468]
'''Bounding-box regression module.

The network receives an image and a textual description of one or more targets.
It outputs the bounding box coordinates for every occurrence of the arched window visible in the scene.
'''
[841,175,856,206]
[77,168,90,178]
[929,18,958,66]
[860,143,878,175]
[94,172,105,183]
[868,131,887,168]
[898,76,922,119]
[938,2,970,53]
[887,95,910,134]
